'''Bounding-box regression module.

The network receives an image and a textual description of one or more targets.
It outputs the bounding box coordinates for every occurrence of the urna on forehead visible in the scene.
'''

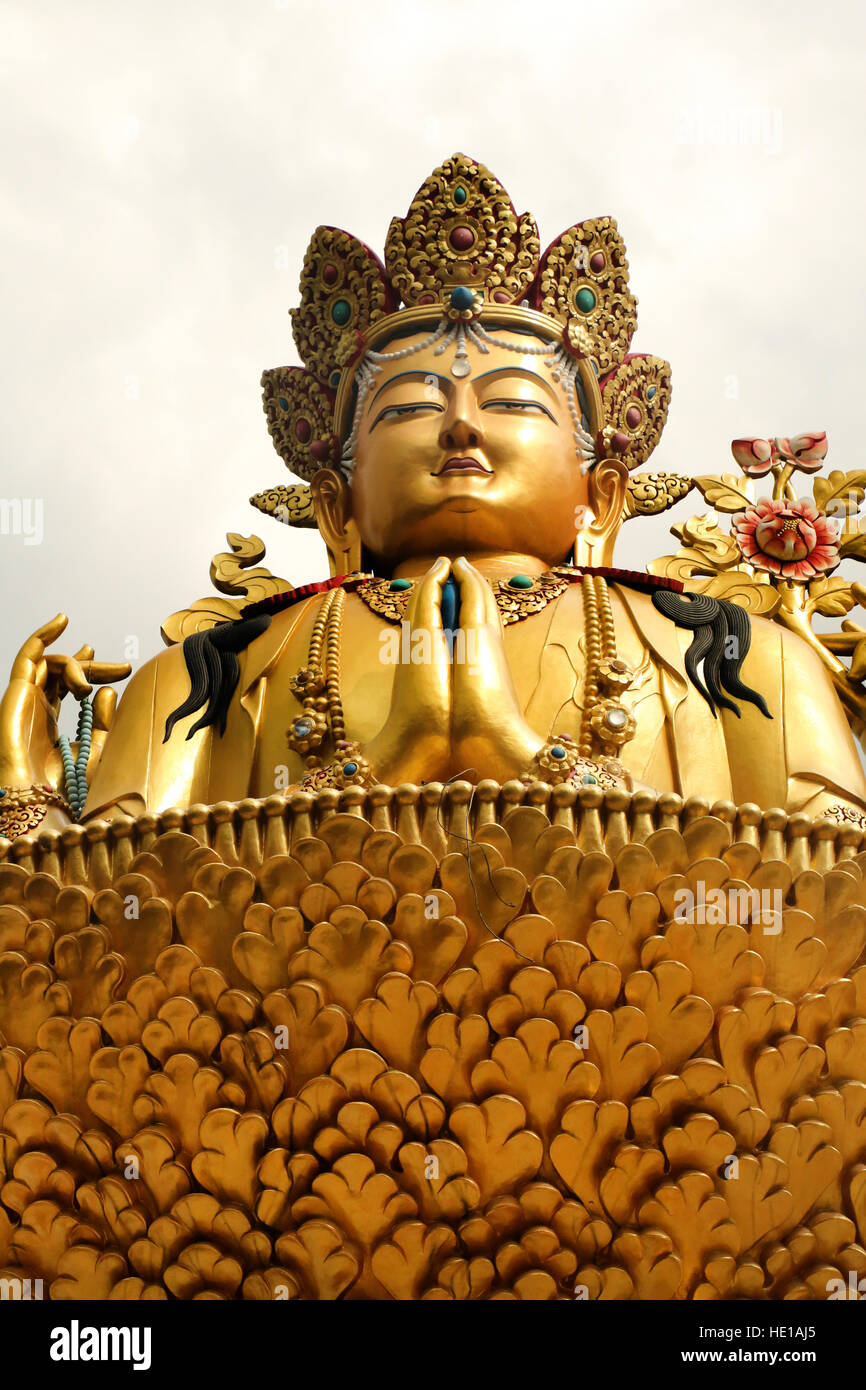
[259,152,672,489]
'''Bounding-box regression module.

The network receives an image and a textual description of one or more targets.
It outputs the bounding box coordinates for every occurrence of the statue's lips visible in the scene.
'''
[434,457,492,476]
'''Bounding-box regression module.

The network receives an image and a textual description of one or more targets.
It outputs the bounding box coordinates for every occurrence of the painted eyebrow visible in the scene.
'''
[368,370,450,407]
[473,366,559,404]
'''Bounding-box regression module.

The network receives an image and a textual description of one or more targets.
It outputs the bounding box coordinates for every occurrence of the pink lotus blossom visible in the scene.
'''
[731,437,774,477]
[732,496,839,580]
[774,431,829,472]
[731,431,828,477]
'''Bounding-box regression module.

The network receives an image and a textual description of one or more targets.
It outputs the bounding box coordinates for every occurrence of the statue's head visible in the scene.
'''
[259,153,672,574]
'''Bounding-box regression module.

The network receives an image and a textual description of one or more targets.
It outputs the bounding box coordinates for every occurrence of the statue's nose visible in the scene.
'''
[439,396,483,451]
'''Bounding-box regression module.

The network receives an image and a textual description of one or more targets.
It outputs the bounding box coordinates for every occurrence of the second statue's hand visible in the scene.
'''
[448,556,544,781]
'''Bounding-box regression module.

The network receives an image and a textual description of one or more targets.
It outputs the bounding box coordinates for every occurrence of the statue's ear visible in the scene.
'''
[575,454,628,567]
[310,468,363,576]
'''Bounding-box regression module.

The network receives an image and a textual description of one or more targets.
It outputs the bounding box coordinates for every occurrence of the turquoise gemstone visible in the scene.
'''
[343,762,358,775]
[450,285,475,312]
[294,719,312,736]
[330,371,341,389]
[647,385,656,399]
[581,774,597,785]
[278,396,289,411]
[0,789,5,798]
[576,287,596,313]
[331,299,351,325]
[508,574,533,589]
[389,578,412,591]
[551,746,566,759]
[454,186,467,205]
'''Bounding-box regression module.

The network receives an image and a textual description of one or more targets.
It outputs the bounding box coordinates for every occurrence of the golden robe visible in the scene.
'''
[83,584,866,821]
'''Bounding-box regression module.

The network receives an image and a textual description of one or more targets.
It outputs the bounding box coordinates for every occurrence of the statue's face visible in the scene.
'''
[349,329,590,565]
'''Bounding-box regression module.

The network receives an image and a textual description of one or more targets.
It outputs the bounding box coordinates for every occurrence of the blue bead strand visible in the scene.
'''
[58,695,93,819]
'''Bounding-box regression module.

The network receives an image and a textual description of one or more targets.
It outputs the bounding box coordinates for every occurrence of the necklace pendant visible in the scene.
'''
[597,656,635,694]
[287,707,328,755]
[355,578,413,623]
[590,699,637,752]
[288,665,326,700]
[490,572,571,624]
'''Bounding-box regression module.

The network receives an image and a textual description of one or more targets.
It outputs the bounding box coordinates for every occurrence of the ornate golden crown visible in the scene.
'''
[256,153,671,517]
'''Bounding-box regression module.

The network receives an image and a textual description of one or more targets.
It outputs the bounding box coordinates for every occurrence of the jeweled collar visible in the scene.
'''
[240,566,683,622]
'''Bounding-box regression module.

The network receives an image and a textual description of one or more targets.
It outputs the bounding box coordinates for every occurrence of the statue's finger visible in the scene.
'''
[452,557,487,628]
[72,644,95,662]
[60,657,93,698]
[32,613,69,646]
[92,686,117,731]
[483,575,501,627]
[79,660,132,684]
[45,655,131,685]
[9,614,69,678]
[412,556,450,632]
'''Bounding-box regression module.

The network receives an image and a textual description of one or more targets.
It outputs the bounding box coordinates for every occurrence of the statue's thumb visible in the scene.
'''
[92,686,118,731]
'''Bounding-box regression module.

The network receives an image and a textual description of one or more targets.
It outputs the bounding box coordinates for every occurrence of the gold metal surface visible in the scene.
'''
[0,788,865,1299]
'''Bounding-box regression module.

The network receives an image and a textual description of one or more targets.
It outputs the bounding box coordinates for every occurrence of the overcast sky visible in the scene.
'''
[3,0,865,727]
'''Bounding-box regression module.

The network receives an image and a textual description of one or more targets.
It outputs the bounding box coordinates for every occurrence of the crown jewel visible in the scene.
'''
[259,153,671,488]
[384,151,540,306]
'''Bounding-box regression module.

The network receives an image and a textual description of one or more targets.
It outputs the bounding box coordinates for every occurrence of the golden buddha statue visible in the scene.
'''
[7,155,866,1307]
[2,152,865,834]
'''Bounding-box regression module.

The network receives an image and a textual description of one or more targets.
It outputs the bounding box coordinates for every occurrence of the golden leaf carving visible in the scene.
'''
[1,797,866,1299]
[420,1013,490,1106]
[391,893,467,985]
[192,1109,269,1208]
[611,1228,683,1300]
[470,1018,600,1155]
[638,1172,739,1295]
[354,974,439,1074]
[371,1221,458,1300]
[692,475,753,512]
[448,1096,543,1205]
[24,1016,103,1119]
[550,1099,629,1213]
[0,955,70,1049]
[292,1153,416,1266]
[262,983,349,1091]
[231,905,305,994]
[625,962,713,1073]
[274,1220,360,1300]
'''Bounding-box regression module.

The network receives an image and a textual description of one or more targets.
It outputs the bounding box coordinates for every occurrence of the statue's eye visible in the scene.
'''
[372,402,443,427]
[482,398,556,421]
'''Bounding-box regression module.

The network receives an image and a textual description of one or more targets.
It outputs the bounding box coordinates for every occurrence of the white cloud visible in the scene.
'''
[2,0,865,740]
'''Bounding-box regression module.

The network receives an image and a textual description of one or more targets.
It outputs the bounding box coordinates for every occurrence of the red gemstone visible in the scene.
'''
[418,293,436,305]
[310,439,330,462]
[625,406,642,429]
[492,290,510,303]
[611,431,630,453]
[449,225,475,251]
[589,251,605,273]
[322,263,338,285]
[295,418,312,444]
